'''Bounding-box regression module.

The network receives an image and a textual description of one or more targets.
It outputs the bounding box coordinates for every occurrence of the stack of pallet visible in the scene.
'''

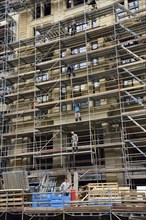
[120,190,146,206]
[87,182,123,205]
[79,182,132,205]
[79,182,146,206]
[0,189,30,209]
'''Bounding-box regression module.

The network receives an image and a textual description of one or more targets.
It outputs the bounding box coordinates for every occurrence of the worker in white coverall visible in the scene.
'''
[71,131,78,152]
[60,178,70,196]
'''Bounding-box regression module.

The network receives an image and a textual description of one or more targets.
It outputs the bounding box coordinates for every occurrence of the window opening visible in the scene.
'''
[74,0,88,6]
[115,2,125,21]
[34,4,41,19]
[92,58,99,66]
[61,104,67,112]
[92,42,98,50]
[121,57,136,65]
[61,87,66,100]
[125,97,144,106]
[128,0,139,11]
[92,20,97,28]
[61,50,67,58]
[94,100,101,107]
[66,0,72,8]
[44,2,51,16]
[81,101,88,108]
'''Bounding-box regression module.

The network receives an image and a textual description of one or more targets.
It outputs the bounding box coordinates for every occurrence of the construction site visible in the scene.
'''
[0,0,146,219]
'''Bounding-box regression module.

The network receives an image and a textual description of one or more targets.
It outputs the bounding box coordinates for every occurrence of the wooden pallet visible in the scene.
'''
[87,182,123,201]
[0,189,31,208]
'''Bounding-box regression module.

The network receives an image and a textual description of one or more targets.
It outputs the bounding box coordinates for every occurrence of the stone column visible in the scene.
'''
[103,122,124,184]
[53,130,66,168]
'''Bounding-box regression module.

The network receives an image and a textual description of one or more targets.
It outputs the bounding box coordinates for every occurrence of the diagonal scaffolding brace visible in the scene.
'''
[125,91,145,107]
[122,68,145,85]
[37,130,61,153]
[116,3,135,17]
[128,116,146,133]
[121,45,143,61]
[126,140,146,158]
[119,24,140,38]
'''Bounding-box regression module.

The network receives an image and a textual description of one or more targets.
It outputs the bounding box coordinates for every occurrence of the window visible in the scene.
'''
[80,62,87,69]
[73,61,87,70]
[73,85,81,97]
[0,88,4,99]
[6,85,12,94]
[125,97,144,106]
[92,58,99,66]
[36,73,48,83]
[94,100,101,107]
[61,87,66,100]
[71,45,86,55]
[74,0,88,6]
[66,0,72,8]
[62,61,87,74]
[37,95,48,103]
[33,3,51,19]
[33,4,41,19]
[93,81,100,93]
[61,66,67,74]
[61,104,67,112]
[68,21,88,34]
[73,84,88,97]
[76,22,88,32]
[121,57,136,65]
[44,2,51,16]
[94,81,100,88]
[123,40,138,47]
[36,111,47,120]
[123,78,140,87]
[92,42,98,50]
[92,20,97,28]
[81,101,88,108]
[128,0,139,12]
[34,29,41,37]
[115,2,125,21]
[61,50,67,58]
[7,54,13,61]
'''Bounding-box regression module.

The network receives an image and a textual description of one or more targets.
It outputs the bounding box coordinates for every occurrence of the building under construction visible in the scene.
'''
[0,0,146,219]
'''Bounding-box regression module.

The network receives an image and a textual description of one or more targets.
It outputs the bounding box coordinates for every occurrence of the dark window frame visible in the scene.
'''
[44,2,51,16]
[66,0,72,8]
[33,4,41,19]
[71,45,86,55]
[74,0,88,6]
[128,0,139,11]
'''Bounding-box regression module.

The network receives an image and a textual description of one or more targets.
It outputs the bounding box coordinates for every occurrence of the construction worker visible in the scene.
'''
[60,178,70,196]
[73,102,81,121]
[88,0,97,10]
[67,64,75,78]
[71,131,78,152]
[71,20,77,36]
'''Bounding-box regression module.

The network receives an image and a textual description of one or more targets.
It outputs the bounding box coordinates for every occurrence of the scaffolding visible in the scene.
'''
[0,0,146,219]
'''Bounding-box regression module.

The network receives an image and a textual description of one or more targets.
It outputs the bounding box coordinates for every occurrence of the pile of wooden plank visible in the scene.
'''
[79,182,146,206]
[87,182,123,203]
[0,189,30,209]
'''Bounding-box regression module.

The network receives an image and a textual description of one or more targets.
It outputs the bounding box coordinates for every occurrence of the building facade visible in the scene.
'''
[0,0,146,218]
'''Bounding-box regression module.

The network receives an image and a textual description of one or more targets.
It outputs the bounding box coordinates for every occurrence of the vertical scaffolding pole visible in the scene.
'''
[113,4,132,187]
[83,0,94,166]
[33,2,37,170]
[58,0,63,167]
